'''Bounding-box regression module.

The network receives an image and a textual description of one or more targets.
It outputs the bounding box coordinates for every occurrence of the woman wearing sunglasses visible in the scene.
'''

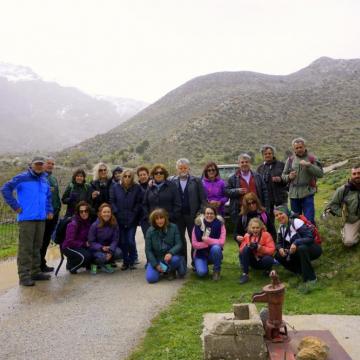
[62,201,93,274]
[110,169,142,270]
[143,164,181,224]
[234,192,276,245]
[202,162,228,216]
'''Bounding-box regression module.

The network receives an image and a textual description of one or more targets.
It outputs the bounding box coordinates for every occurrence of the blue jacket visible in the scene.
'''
[109,183,142,227]
[1,168,53,221]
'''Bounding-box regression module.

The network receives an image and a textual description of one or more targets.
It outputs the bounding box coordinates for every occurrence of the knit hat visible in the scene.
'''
[274,205,291,216]
[112,166,123,176]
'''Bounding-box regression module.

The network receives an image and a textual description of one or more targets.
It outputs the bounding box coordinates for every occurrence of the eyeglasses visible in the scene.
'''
[154,171,164,175]
[247,201,256,205]
[99,169,107,172]
[79,210,89,214]
[207,168,216,172]
[123,175,131,178]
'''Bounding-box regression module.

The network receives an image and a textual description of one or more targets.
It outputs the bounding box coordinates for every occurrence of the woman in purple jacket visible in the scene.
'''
[202,162,228,216]
[62,201,92,274]
[88,203,122,274]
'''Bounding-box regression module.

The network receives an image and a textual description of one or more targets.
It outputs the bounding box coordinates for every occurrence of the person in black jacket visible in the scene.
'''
[274,205,322,283]
[143,164,181,225]
[225,153,269,225]
[89,162,112,214]
[137,166,150,237]
[257,145,288,222]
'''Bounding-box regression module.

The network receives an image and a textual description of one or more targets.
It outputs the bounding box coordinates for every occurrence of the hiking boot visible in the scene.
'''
[166,271,176,281]
[212,271,220,281]
[121,264,129,271]
[41,265,54,273]
[239,274,249,285]
[101,264,115,273]
[129,264,137,270]
[134,258,140,265]
[69,269,78,274]
[90,264,97,275]
[19,278,35,287]
[31,273,51,281]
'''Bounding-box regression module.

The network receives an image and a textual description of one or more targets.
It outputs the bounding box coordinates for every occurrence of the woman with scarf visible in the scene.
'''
[202,162,228,216]
[145,208,186,283]
[191,206,226,281]
[274,205,322,283]
[62,201,92,274]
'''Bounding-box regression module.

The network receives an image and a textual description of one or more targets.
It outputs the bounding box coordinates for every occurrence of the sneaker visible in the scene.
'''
[121,264,129,271]
[19,278,35,286]
[129,264,137,270]
[31,273,51,281]
[166,271,176,281]
[69,269,78,274]
[212,271,220,281]
[101,264,115,273]
[90,264,97,275]
[41,265,54,273]
[239,274,249,285]
[134,258,140,265]
[110,262,118,268]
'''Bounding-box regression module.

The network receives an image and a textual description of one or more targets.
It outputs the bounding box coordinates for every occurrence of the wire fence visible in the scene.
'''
[0,168,73,252]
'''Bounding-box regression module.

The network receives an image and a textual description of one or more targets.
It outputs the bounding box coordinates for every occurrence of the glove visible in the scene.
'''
[249,242,258,250]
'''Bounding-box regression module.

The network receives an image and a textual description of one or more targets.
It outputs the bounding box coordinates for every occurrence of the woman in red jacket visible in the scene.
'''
[239,217,275,284]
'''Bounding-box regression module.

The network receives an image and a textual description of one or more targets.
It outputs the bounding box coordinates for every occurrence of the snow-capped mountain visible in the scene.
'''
[0,62,41,82]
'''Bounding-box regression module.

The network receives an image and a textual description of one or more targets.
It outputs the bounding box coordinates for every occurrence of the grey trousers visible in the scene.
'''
[18,221,45,281]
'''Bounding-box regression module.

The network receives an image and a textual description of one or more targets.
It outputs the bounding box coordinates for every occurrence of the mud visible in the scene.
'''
[0,227,186,360]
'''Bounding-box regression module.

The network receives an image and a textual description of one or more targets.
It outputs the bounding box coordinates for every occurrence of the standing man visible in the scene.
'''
[1,156,53,286]
[225,153,269,225]
[325,164,360,247]
[40,156,61,272]
[282,138,323,224]
[136,166,150,237]
[171,159,206,266]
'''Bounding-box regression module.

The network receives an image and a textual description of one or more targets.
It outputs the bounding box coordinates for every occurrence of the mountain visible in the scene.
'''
[0,63,148,153]
[60,57,360,168]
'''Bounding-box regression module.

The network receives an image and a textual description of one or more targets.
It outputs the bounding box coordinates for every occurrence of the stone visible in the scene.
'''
[234,304,250,320]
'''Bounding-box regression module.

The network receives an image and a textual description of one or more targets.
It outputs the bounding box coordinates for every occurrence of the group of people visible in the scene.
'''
[2,137,359,288]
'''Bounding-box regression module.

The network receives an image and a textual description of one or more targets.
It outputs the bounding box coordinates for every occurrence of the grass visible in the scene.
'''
[0,223,18,259]
[127,170,360,360]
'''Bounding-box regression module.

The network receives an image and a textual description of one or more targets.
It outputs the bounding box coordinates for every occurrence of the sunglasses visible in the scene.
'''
[99,169,107,172]
[207,168,216,172]
[154,171,164,175]
[79,209,89,214]
[123,175,131,178]
[247,201,256,205]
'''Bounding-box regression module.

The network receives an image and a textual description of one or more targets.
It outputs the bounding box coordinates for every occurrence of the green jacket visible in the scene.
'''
[327,183,360,224]
[47,173,61,214]
[145,223,183,268]
[282,152,323,199]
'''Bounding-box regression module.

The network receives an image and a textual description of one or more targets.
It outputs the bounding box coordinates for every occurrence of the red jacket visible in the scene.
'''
[239,230,275,257]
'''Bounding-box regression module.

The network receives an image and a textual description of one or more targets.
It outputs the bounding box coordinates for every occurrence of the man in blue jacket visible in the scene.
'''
[1,156,54,286]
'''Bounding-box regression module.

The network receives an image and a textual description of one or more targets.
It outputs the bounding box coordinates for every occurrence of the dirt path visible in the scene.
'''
[0,227,186,360]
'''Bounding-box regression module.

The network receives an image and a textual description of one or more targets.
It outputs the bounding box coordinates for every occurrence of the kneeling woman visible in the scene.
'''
[192,206,226,281]
[274,206,322,283]
[88,203,122,274]
[145,208,186,283]
[239,218,275,284]
[62,201,92,274]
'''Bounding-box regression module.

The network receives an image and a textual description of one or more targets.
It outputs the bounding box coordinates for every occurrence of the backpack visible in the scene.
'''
[290,214,322,245]
[288,154,322,191]
[53,216,73,245]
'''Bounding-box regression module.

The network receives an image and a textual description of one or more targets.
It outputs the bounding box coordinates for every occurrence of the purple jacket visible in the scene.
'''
[62,216,91,250]
[202,177,228,215]
[88,219,119,254]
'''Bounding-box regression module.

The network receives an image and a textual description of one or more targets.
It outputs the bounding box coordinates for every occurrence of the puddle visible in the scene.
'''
[0,245,60,292]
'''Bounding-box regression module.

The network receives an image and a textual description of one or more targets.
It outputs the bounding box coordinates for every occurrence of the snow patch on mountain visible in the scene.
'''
[0,62,41,81]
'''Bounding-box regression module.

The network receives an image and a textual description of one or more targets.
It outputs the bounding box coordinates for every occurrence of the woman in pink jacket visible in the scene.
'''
[191,206,226,281]
[239,217,275,284]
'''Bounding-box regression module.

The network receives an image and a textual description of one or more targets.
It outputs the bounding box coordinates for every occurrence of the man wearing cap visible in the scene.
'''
[40,156,61,272]
[1,156,54,286]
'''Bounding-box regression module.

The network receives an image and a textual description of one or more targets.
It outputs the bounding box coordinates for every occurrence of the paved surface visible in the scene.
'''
[0,227,186,360]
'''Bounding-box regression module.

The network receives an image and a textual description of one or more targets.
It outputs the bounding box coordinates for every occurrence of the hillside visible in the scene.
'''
[0,63,148,153]
[60,57,360,167]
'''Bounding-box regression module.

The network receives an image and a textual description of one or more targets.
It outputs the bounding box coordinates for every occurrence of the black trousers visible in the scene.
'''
[275,243,322,282]
[176,214,195,266]
[40,213,59,268]
[63,247,92,272]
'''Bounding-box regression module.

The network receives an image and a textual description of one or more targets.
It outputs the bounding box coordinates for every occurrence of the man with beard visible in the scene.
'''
[325,164,360,247]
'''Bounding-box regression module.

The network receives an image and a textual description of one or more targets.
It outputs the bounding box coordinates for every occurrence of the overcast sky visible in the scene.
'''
[1,0,359,103]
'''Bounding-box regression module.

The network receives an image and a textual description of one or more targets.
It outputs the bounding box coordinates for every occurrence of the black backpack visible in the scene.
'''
[53,216,73,245]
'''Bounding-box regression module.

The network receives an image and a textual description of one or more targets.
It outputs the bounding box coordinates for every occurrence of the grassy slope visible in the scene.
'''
[127,170,360,360]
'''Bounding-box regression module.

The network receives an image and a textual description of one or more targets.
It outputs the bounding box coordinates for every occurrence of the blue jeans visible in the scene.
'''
[239,246,274,274]
[93,247,123,265]
[146,255,187,283]
[290,194,315,224]
[119,226,137,266]
[194,245,223,277]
